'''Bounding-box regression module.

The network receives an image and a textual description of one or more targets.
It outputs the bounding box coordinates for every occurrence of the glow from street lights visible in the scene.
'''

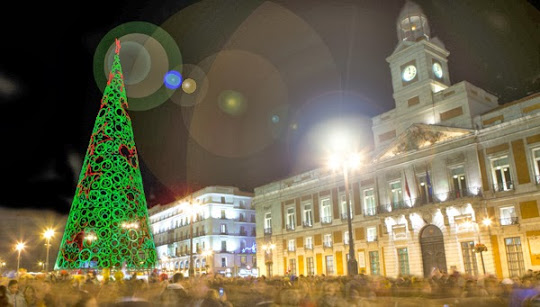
[482,218,492,226]
[16,242,25,252]
[44,229,55,240]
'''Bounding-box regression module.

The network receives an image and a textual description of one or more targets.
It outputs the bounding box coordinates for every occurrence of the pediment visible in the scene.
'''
[390,41,415,56]
[377,124,473,160]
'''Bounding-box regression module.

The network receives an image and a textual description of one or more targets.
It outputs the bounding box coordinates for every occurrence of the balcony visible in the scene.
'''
[303,221,313,228]
[367,236,378,243]
[391,200,407,211]
[364,207,377,216]
[493,181,514,192]
[321,216,332,224]
[323,242,333,249]
[304,244,313,250]
[220,230,228,235]
[287,247,296,253]
[264,228,272,236]
[341,213,353,221]
[286,224,295,231]
[500,216,519,226]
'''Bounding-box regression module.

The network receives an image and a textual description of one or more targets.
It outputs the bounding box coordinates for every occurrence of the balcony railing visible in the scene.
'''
[341,213,353,220]
[321,216,332,224]
[323,242,333,249]
[367,236,378,243]
[493,181,514,192]
[500,216,519,226]
[264,228,272,236]
[304,244,313,250]
[365,207,377,216]
[303,221,313,228]
[286,224,295,231]
[287,247,296,252]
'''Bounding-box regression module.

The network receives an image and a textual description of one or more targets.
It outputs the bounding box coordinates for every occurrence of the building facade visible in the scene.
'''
[149,186,257,277]
[254,1,540,279]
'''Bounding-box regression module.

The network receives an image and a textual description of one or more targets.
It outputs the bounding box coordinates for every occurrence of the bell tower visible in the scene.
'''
[386,1,451,110]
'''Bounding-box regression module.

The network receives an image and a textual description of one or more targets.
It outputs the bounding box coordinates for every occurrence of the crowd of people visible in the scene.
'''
[1,268,539,306]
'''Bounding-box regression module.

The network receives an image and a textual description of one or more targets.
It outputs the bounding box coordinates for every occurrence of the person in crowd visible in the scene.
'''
[0,285,11,307]
[160,272,190,306]
[5,280,26,307]
[22,286,39,307]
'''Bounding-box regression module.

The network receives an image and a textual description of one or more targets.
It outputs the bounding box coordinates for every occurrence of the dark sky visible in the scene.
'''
[1,0,538,215]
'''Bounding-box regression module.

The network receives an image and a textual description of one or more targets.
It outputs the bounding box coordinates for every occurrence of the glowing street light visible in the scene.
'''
[38,261,45,271]
[15,242,25,279]
[43,228,55,273]
[328,132,361,276]
[182,198,201,277]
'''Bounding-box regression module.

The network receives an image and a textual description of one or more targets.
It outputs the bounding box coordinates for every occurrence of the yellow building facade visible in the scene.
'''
[253,1,540,279]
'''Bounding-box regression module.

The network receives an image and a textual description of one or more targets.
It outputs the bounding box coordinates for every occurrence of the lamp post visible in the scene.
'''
[183,198,200,277]
[15,242,25,279]
[476,218,492,275]
[329,150,360,276]
[43,228,54,273]
[38,261,45,272]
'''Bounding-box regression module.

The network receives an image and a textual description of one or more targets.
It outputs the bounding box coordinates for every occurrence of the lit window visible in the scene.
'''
[500,206,518,226]
[321,198,332,223]
[367,227,377,242]
[491,156,513,191]
[364,189,376,216]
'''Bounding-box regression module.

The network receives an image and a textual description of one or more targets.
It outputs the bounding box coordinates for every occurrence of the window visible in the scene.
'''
[321,198,332,223]
[220,224,227,234]
[221,257,227,268]
[287,207,295,230]
[500,206,518,225]
[303,203,313,227]
[240,226,246,236]
[305,237,313,249]
[221,210,226,219]
[491,156,513,191]
[367,227,377,242]
[397,247,410,276]
[461,241,478,276]
[264,213,272,234]
[340,192,353,219]
[306,257,315,275]
[288,239,296,252]
[364,189,376,216]
[344,231,350,245]
[369,251,380,275]
[451,167,468,198]
[533,148,540,184]
[325,255,334,275]
[505,237,525,277]
[323,234,333,248]
[289,258,297,275]
[418,175,433,204]
[221,240,227,252]
[390,181,403,208]
[239,213,245,221]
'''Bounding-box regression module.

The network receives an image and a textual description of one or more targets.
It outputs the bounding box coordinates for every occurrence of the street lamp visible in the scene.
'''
[38,261,45,272]
[183,198,200,277]
[43,228,55,273]
[261,242,276,277]
[15,242,25,279]
[328,148,361,276]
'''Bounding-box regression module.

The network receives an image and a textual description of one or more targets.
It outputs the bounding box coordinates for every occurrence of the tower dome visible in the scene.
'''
[397,1,430,42]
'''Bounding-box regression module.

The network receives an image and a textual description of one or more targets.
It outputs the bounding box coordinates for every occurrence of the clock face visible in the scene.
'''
[433,62,443,78]
[402,65,417,82]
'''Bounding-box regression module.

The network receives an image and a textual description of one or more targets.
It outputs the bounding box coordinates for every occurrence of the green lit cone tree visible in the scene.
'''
[55,39,157,271]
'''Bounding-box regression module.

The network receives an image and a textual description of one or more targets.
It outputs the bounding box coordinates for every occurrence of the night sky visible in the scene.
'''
[1,0,538,215]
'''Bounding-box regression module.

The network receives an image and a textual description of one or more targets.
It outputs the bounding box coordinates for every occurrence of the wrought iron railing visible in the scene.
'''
[493,181,514,192]
[286,224,295,231]
[320,216,332,224]
[500,216,519,226]
[264,228,272,235]
[303,221,313,228]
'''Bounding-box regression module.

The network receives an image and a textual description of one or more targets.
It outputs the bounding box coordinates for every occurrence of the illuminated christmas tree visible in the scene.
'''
[55,39,157,271]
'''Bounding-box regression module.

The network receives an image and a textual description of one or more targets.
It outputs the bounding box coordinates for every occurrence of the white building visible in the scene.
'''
[254,1,540,279]
[149,186,257,277]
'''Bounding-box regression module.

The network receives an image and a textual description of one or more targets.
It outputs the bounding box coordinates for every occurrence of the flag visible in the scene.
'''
[426,169,433,197]
[404,173,411,200]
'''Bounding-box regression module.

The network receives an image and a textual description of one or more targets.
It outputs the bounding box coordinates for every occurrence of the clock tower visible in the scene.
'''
[372,1,498,151]
[386,1,451,109]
